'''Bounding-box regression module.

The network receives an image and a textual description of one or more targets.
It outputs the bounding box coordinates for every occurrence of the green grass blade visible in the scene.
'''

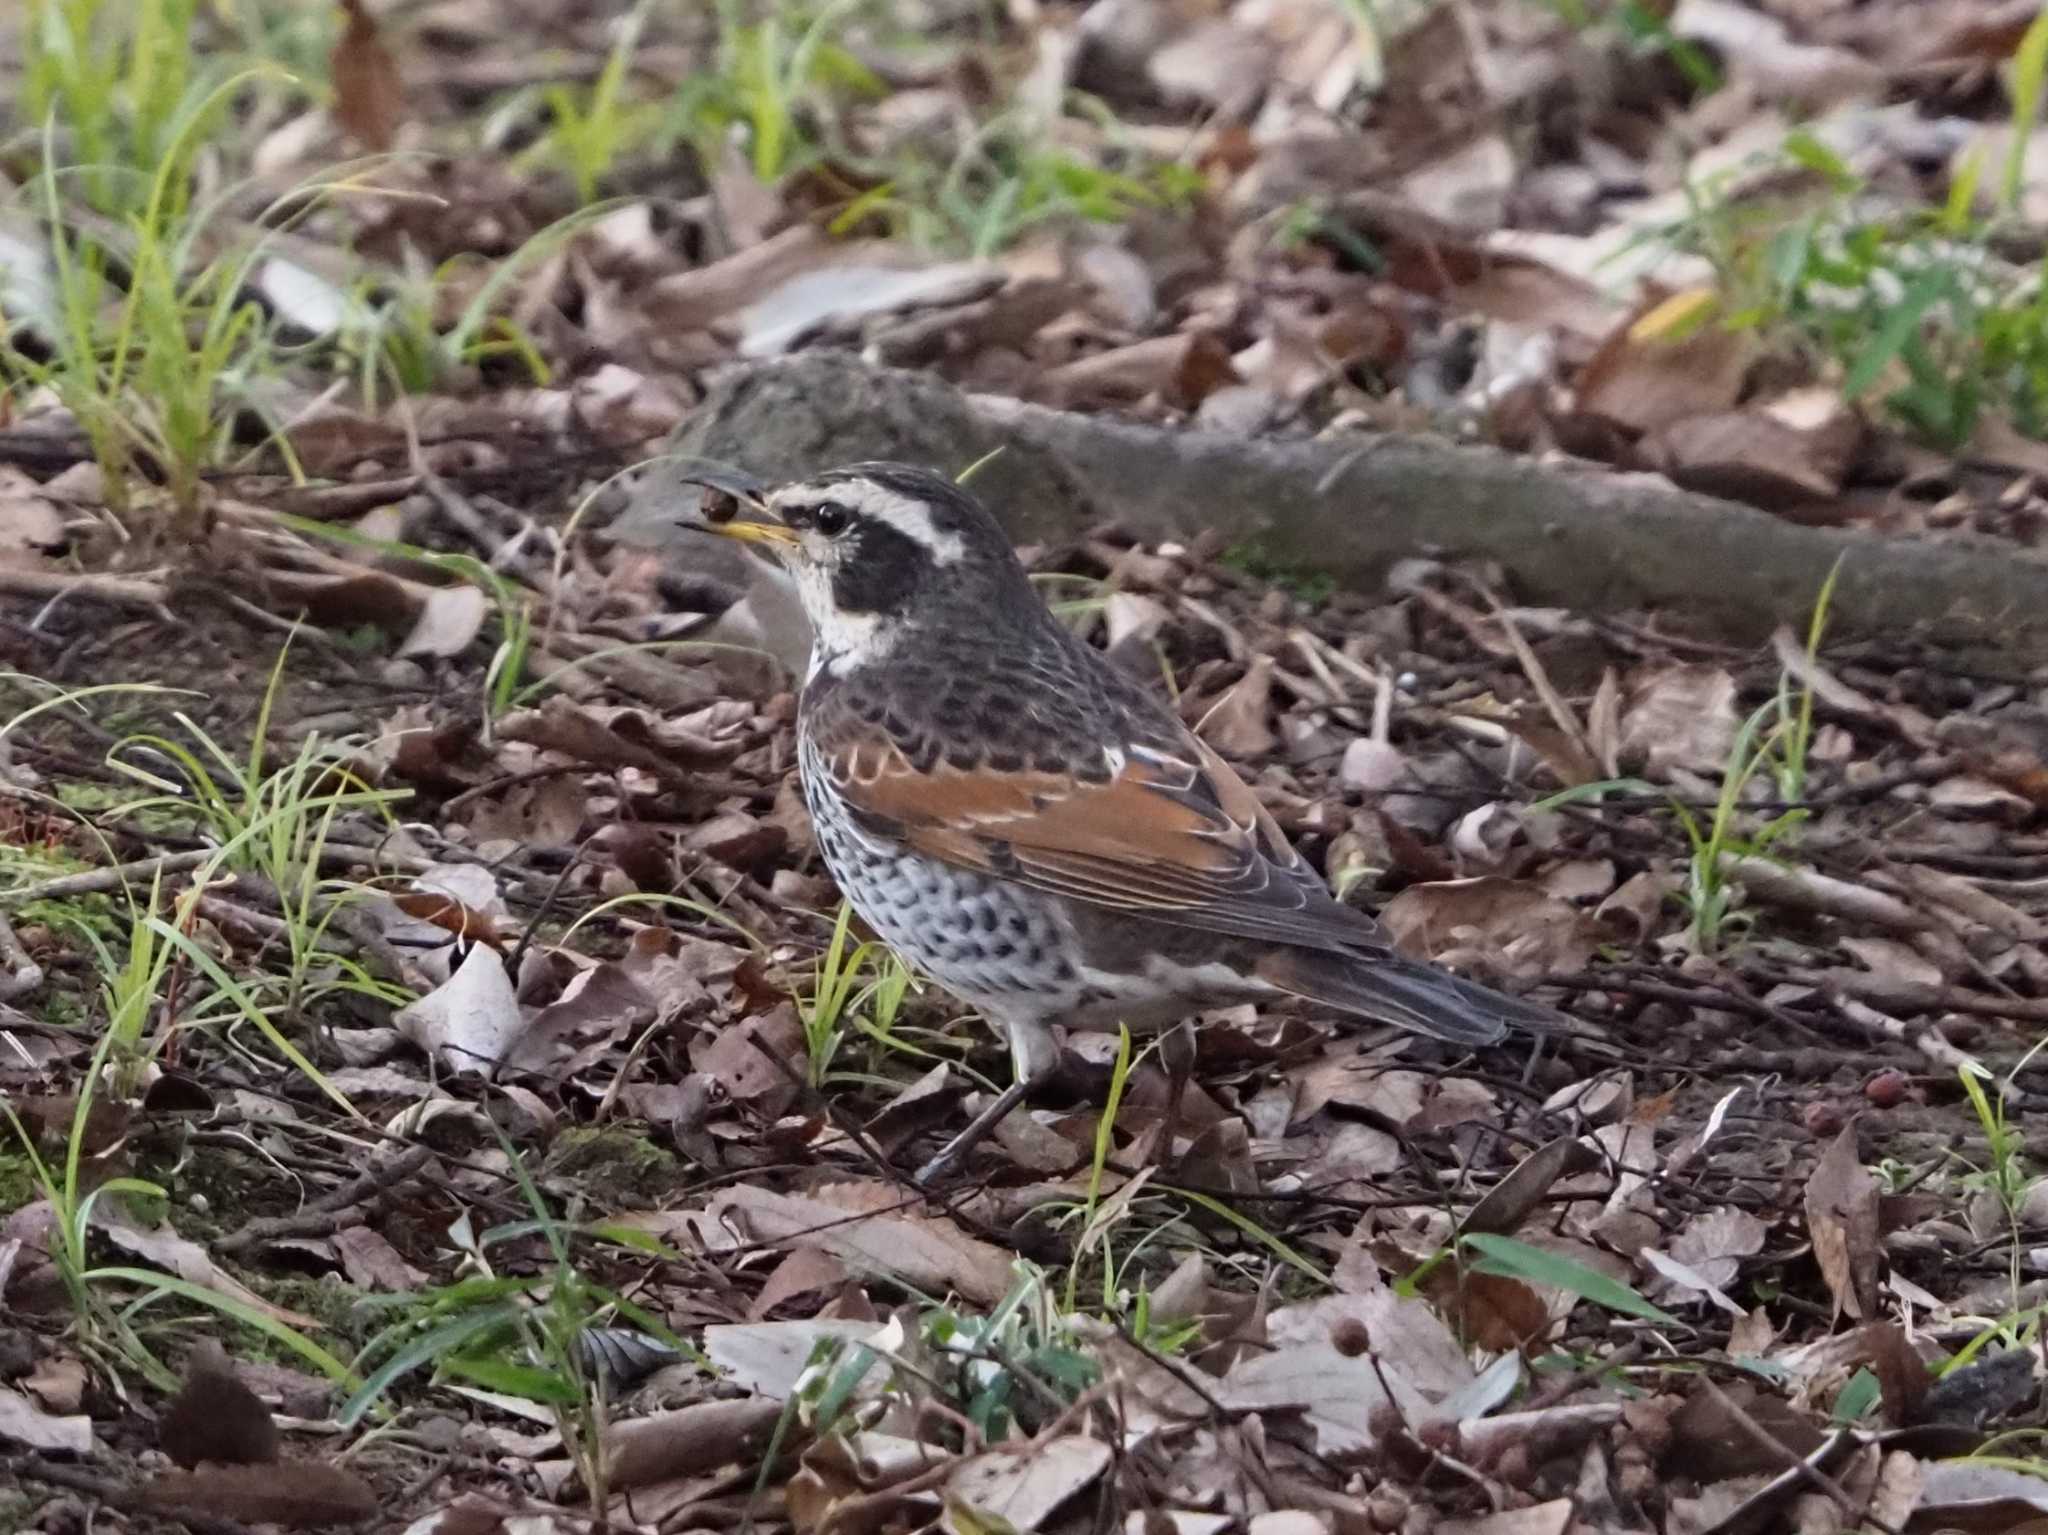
[144,915,366,1120]
[1166,1185,1329,1285]
[84,1266,359,1382]
[2005,6,2048,212]
[340,1300,525,1425]
[1461,1233,1675,1323]
[1844,269,1950,399]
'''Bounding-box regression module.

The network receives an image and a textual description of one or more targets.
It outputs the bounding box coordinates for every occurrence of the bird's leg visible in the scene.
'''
[914,1016,1058,1187]
[1154,1017,1196,1171]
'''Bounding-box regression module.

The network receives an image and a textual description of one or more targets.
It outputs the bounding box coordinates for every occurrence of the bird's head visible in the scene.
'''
[673,459,1036,675]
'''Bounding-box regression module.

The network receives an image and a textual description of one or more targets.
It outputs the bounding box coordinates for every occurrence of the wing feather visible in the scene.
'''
[811,709,1393,956]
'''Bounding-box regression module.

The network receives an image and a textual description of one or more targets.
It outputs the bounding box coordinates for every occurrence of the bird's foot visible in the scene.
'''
[911,1077,1032,1189]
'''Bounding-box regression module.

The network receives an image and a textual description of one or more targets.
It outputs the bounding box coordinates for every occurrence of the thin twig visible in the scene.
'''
[214,1143,438,1254]
[5,849,216,903]
[740,1027,922,1196]
[0,909,46,1000]
[1699,1378,1874,1527]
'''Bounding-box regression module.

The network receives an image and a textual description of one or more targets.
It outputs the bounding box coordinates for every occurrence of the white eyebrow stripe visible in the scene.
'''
[772,478,968,564]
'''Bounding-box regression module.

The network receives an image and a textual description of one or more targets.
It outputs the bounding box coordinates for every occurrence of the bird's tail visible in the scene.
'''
[1255,947,1561,1047]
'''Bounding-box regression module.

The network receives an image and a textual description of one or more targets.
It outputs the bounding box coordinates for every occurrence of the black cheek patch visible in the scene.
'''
[829,519,927,615]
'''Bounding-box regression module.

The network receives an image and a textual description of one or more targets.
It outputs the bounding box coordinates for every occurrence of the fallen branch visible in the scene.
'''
[0,910,46,1001]
[1832,995,2007,1096]
[5,841,440,908]
[1719,855,1925,934]
[627,354,2048,661]
[5,849,217,904]
[213,1143,439,1255]
[0,568,171,612]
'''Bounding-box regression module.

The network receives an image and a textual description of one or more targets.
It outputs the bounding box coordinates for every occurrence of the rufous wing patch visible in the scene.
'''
[818,720,1286,919]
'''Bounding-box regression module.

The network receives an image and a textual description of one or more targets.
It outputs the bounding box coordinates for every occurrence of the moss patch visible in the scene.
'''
[0,1150,44,1213]
[1217,538,1337,606]
[543,1125,680,1207]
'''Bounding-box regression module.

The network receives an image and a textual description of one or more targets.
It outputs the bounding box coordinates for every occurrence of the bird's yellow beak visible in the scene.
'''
[701,517,800,550]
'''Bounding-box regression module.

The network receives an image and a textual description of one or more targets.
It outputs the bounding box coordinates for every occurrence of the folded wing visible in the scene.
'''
[816,711,1394,956]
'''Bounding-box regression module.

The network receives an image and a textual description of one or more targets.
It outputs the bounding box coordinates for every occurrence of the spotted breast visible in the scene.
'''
[796,711,1091,1021]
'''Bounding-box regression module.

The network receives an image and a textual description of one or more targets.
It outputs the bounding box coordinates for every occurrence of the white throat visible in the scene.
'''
[796,560,899,680]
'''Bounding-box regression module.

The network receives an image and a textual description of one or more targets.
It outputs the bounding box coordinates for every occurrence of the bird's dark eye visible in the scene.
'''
[810,501,852,537]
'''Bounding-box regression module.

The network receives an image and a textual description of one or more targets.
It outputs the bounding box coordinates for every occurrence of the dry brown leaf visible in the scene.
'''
[701,1319,887,1399]
[946,1438,1113,1533]
[688,808,788,874]
[748,1247,852,1320]
[1401,135,1516,230]
[1379,876,1601,980]
[1618,663,1739,777]
[1272,1289,1474,1403]
[1453,254,1618,340]
[1572,303,1754,439]
[1292,1055,1428,1125]
[1149,19,1271,115]
[648,225,837,332]
[1728,1306,1777,1358]
[462,774,588,849]
[602,1397,783,1489]
[1647,410,1846,515]
[0,466,68,554]
[398,582,490,659]
[1673,0,1885,108]
[711,1184,1013,1305]
[1216,1344,1429,1457]
[330,0,403,152]
[1539,857,1615,905]
[0,1385,92,1453]
[1436,1500,1575,1535]
[1462,1135,1603,1237]
[1863,1321,1932,1427]
[1651,1207,1769,1306]
[789,1434,940,1535]
[140,1461,380,1529]
[390,891,506,947]
[394,942,523,1075]
[1494,715,1601,790]
[507,952,694,1074]
[93,1208,318,1329]
[1040,332,1239,411]
[1422,1268,1553,1352]
[1900,0,2040,69]
[331,1226,429,1292]
[1327,195,1617,338]
[740,259,1003,357]
[1805,1122,1880,1322]
[1839,936,1946,992]
[1290,1120,1401,1190]
[690,1001,807,1117]
[20,1353,86,1415]
[1671,1377,1827,1482]
[1197,655,1279,758]
[495,696,741,777]
[265,567,428,634]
